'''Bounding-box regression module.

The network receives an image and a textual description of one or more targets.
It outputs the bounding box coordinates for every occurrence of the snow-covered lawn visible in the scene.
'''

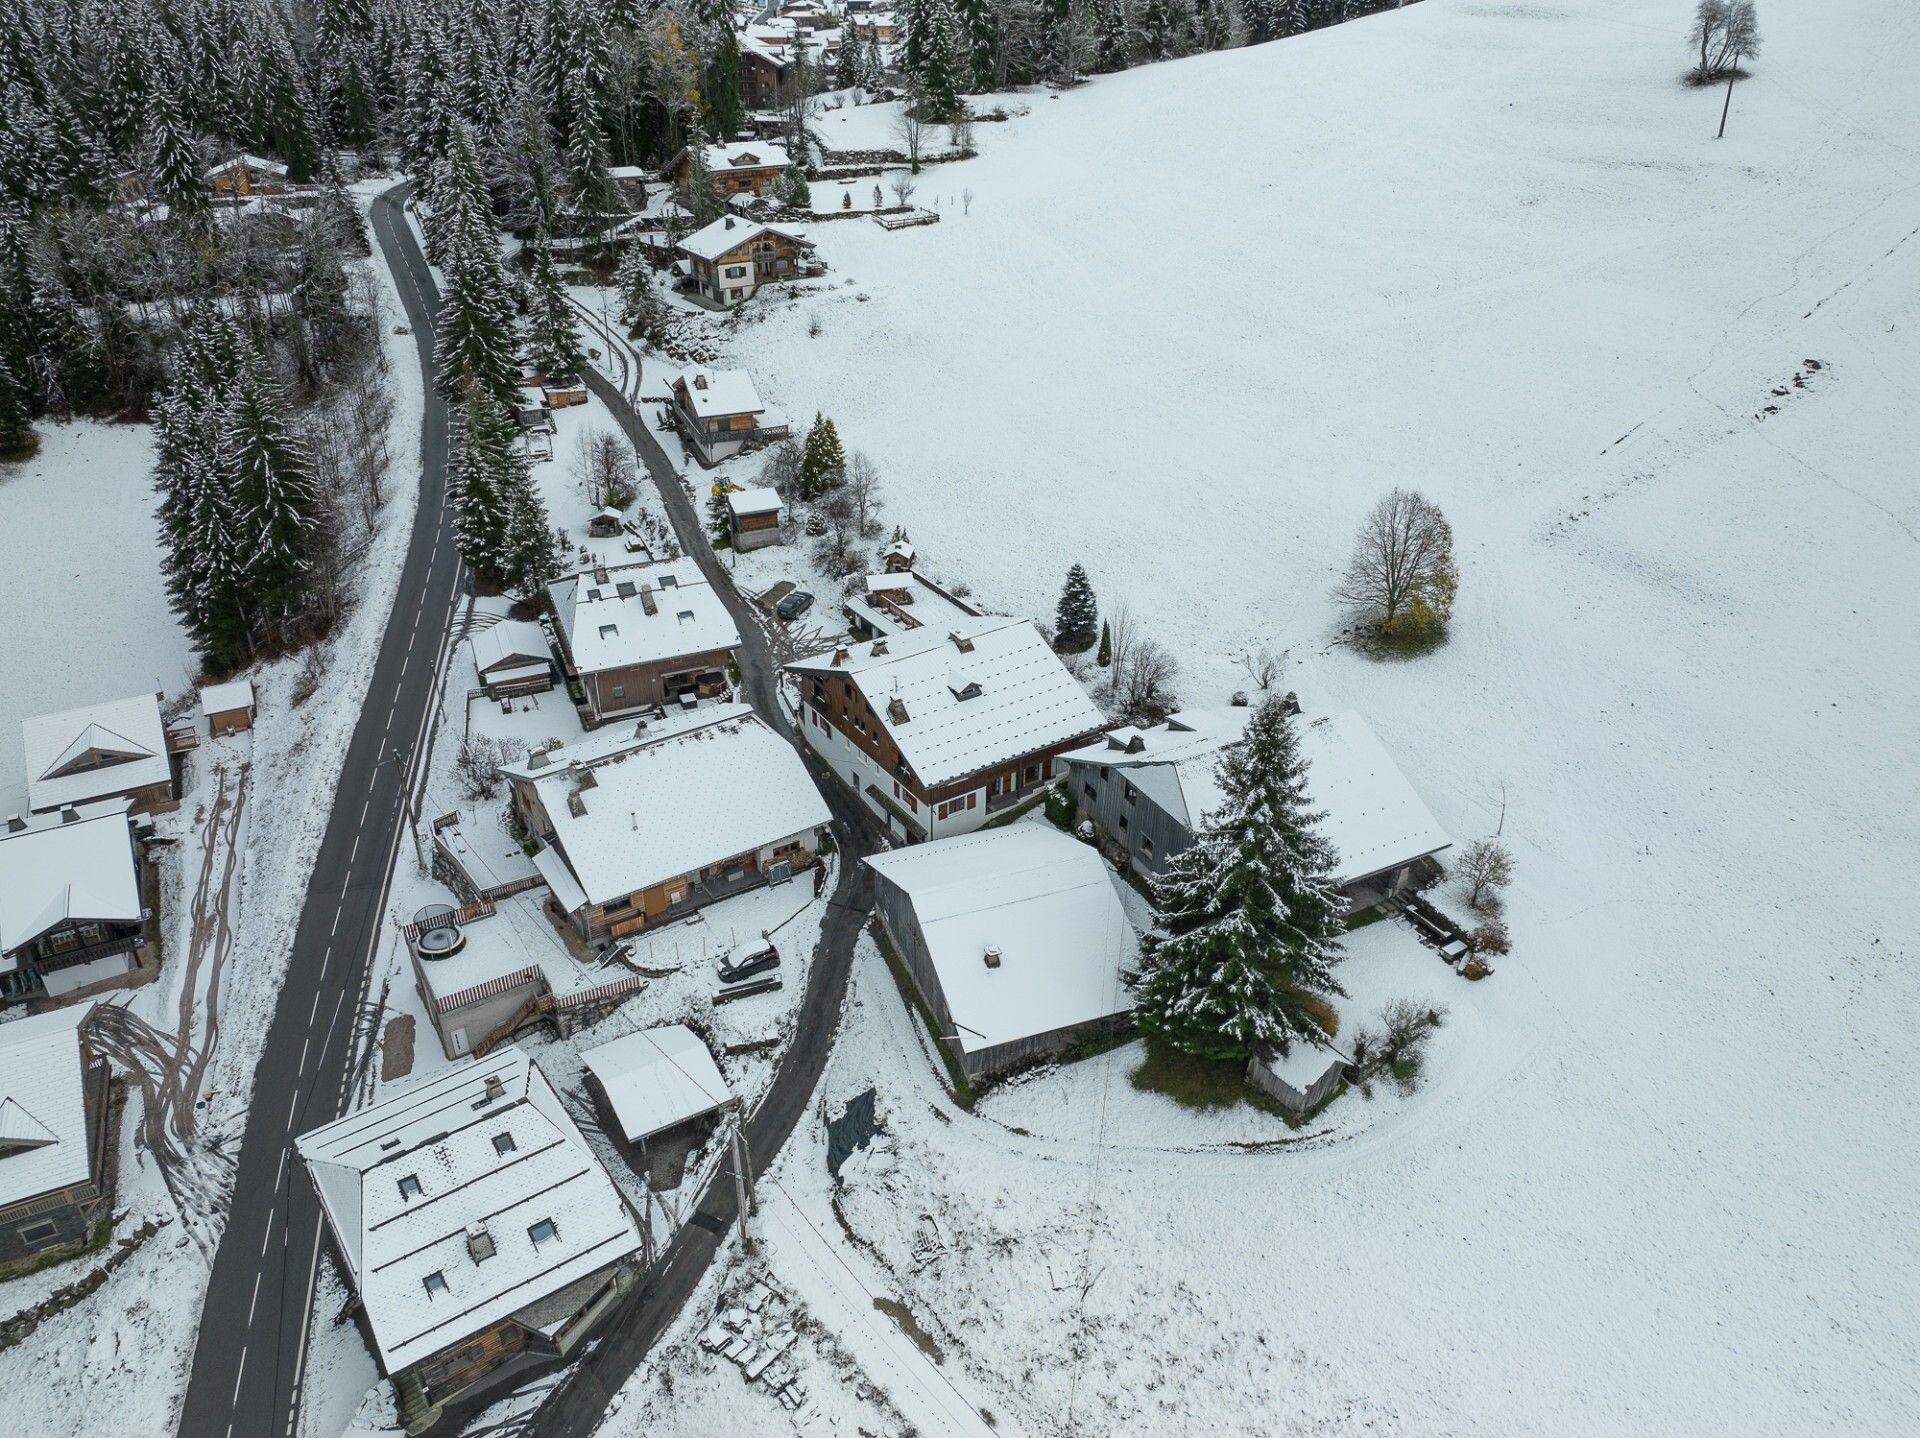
[667,3,1920,1434]
[0,422,197,813]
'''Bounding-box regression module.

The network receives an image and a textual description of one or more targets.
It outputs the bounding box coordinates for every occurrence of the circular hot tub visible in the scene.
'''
[413,904,465,959]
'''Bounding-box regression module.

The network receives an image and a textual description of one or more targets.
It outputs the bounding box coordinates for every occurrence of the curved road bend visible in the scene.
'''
[177,183,463,1438]
[510,337,887,1438]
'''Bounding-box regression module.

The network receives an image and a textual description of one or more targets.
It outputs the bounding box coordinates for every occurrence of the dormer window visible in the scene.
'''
[397,1174,422,1201]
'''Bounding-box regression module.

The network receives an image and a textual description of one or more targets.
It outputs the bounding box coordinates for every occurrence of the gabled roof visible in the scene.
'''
[670,364,766,420]
[0,1002,98,1207]
[704,141,791,174]
[468,620,553,681]
[844,570,987,640]
[295,1047,641,1375]
[1058,707,1255,829]
[528,707,830,909]
[22,692,171,813]
[676,215,813,264]
[0,800,141,961]
[787,618,1105,788]
[582,1025,732,1143]
[547,559,740,678]
[199,679,255,716]
[724,487,782,518]
[865,826,1135,1053]
[207,154,289,178]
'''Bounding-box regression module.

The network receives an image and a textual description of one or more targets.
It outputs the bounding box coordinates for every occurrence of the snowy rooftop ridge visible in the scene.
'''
[865,825,1136,1053]
[21,691,170,814]
[671,363,767,419]
[530,708,830,909]
[548,558,740,678]
[1059,706,1256,830]
[0,798,141,961]
[581,1024,733,1144]
[677,215,814,265]
[0,1002,97,1207]
[295,1047,641,1374]
[787,617,1105,786]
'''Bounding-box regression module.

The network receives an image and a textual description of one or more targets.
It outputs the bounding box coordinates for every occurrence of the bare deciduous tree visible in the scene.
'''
[1688,0,1761,81]
[888,171,918,208]
[1116,638,1181,724]
[817,486,859,562]
[893,104,927,172]
[845,450,885,536]
[1240,646,1285,694]
[961,187,975,216]
[576,430,635,507]
[455,734,524,802]
[1334,487,1459,641]
[1454,838,1514,912]
[760,435,805,500]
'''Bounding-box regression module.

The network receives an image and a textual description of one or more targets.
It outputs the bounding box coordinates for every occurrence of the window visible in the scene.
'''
[1123,782,1137,806]
[17,1219,58,1248]
[492,1132,516,1156]
[1140,834,1155,857]
[397,1174,423,1201]
[610,684,625,700]
[1083,783,1097,802]
[1118,814,1129,833]
[1025,765,1041,784]
[725,265,747,278]
[528,1218,560,1249]
[1099,766,1110,780]
[422,1270,448,1298]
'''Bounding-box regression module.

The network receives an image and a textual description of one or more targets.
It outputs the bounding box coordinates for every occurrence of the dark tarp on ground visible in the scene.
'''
[826,1087,879,1179]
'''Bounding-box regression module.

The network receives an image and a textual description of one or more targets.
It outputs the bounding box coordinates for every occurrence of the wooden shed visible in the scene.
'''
[200,679,256,736]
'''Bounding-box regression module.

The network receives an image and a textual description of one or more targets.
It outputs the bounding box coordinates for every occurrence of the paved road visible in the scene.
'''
[176,182,463,1438]
[518,330,888,1438]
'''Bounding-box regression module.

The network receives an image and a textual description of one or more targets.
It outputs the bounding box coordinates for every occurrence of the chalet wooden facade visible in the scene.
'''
[667,362,791,464]
[724,488,784,550]
[1,803,153,1008]
[670,142,792,200]
[675,215,818,310]
[546,560,741,724]
[206,154,291,199]
[0,1005,114,1272]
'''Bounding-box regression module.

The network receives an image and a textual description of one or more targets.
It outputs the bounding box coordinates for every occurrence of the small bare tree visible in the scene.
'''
[455,734,525,802]
[893,104,927,172]
[1334,487,1459,644]
[1116,638,1180,724]
[1688,0,1761,82]
[888,171,918,208]
[1454,838,1514,912]
[947,113,975,157]
[845,450,885,537]
[1239,646,1285,694]
[1103,600,1138,688]
[817,486,859,563]
[960,187,974,216]
[576,430,634,507]
[760,435,805,500]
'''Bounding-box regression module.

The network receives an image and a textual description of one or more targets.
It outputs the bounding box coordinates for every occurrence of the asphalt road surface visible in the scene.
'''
[176,182,462,1438]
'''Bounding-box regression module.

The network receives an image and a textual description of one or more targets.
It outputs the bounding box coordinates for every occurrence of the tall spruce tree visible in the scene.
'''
[450,382,517,586]
[434,211,521,408]
[227,357,320,644]
[1054,563,1098,651]
[798,412,846,500]
[615,244,661,337]
[703,30,746,142]
[0,356,34,458]
[523,236,585,377]
[1135,698,1349,1062]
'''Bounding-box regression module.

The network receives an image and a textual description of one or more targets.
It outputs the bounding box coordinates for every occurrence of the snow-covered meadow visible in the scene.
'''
[669,1,1920,1433]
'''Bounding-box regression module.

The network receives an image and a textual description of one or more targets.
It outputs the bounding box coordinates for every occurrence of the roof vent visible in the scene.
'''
[640,585,658,616]
[594,565,610,585]
[831,648,849,667]
[483,1072,505,1103]
[724,217,736,229]
[1126,734,1146,753]
[870,639,888,656]
[983,945,1002,969]
[59,806,80,825]
[528,750,550,769]
[5,814,25,833]
[466,1224,497,1264]
[887,697,910,725]
[948,631,975,654]
[567,791,588,818]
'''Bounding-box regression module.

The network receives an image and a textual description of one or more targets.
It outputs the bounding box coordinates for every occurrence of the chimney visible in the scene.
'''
[870,639,888,656]
[639,584,657,616]
[831,647,849,667]
[60,805,80,825]
[466,1223,497,1263]
[983,945,1002,970]
[724,217,736,229]
[4,814,24,833]
[594,564,610,585]
[483,1072,505,1103]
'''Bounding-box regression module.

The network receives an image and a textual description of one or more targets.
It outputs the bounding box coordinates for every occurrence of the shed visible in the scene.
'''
[580,1024,733,1145]
[724,488,784,551]
[200,679,256,736]
[467,621,555,699]
[1246,1038,1351,1116]
[865,826,1137,1081]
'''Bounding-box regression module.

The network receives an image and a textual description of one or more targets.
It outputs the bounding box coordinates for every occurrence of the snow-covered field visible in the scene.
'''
[671,2,1920,1433]
[0,422,198,813]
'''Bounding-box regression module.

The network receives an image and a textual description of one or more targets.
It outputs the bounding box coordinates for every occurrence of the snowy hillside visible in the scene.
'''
[706,1,1920,1433]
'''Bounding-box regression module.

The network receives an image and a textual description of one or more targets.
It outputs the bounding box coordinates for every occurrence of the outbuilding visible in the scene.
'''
[200,678,256,736]
[865,826,1137,1082]
[581,1024,733,1151]
[724,488,784,550]
[467,621,555,700]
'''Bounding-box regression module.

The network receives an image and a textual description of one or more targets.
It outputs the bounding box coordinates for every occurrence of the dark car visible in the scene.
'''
[718,943,781,985]
[774,590,814,622]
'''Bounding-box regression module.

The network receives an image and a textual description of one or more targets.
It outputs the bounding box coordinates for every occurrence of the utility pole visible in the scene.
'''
[1716,57,1742,138]
[730,1118,754,1248]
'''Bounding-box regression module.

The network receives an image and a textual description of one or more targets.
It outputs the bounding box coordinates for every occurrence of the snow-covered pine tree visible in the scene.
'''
[433,184,521,409]
[523,236,585,377]
[705,29,747,143]
[956,0,1001,89]
[1134,697,1349,1062]
[615,245,661,338]
[0,357,35,458]
[145,80,209,233]
[1054,563,1098,651]
[913,0,971,119]
[708,486,731,542]
[498,461,562,595]
[680,126,723,228]
[798,412,847,499]
[450,382,517,587]
[227,355,320,646]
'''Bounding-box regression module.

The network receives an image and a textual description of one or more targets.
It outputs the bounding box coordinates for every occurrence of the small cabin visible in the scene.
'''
[200,679,256,737]
[725,488,784,551]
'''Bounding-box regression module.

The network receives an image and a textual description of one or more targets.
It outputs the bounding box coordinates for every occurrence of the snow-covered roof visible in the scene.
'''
[468,620,553,682]
[499,704,732,784]
[706,141,792,174]
[199,679,255,716]
[582,1025,733,1143]
[1058,707,1255,829]
[1295,713,1452,884]
[529,706,831,910]
[865,826,1136,1054]
[548,559,740,678]
[676,215,813,264]
[1059,708,1449,884]
[295,1047,641,1375]
[21,692,170,813]
[0,800,141,962]
[670,364,766,420]
[788,618,1105,787]
[725,487,782,518]
[0,1002,98,1207]
[207,154,288,178]
[609,165,646,180]
[844,571,987,639]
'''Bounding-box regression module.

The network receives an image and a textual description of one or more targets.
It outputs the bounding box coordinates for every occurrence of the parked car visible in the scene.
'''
[775,590,814,622]
[717,942,780,985]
